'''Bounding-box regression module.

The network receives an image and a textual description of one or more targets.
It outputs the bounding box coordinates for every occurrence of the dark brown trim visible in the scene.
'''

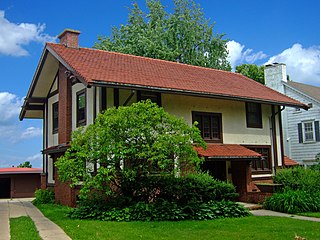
[100,87,107,111]
[278,106,285,167]
[47,71,59,97]
[76,89,87,127]
[245,102,262,128]
[48,90,59,98]
[137,90,161,106]
[24,104,45,111]
[271,105,278,175]
[123,90,136,106]
[114,88,119,108]
[92,81,309,110]
[93,86,97,120]
[192,111,223,143]
[27,97,47,104]
[45,99,48,185]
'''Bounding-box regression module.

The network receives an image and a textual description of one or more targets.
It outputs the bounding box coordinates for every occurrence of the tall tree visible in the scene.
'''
[94,0,231,71]
[17,161,32,168]
[235,64,265,84]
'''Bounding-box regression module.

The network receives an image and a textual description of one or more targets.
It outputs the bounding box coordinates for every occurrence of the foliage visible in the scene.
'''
[235,64,265,84]
[33,189,55,205]
[56,100,206,200]
[273,167,320,193]
[17,161,32,168]
[10,216,41,240]
[94,0,231,71]
[37,204,320,240]
[68,200,249,221]
[264,190,320,214]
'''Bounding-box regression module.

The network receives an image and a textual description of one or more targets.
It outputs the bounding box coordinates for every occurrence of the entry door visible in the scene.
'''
[0,178,11,198]
[202,161,227,181]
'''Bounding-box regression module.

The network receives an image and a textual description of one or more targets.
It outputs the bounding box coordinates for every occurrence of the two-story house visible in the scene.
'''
[20,29,307,206]
[265,63,320,166]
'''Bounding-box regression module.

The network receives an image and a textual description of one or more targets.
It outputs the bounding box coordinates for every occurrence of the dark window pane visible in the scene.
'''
[77,90,86,126]
[246,103,262,128]
[52,102,59,133]
[192,112,222,142]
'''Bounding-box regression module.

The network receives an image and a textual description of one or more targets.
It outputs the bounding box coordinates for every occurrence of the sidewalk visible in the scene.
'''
[0,198,71,240]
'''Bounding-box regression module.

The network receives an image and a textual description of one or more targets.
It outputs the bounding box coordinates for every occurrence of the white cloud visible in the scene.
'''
[266,44,320,86]
[226,40,267,69]
[25,153,42,162]
[0,92,23,125]
[0,10,56,56]
[0,92,42,142]
[20,127,42,139]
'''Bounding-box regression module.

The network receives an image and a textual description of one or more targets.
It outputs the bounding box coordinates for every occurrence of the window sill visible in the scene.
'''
[251,170,272,174]
[303,140,316,144]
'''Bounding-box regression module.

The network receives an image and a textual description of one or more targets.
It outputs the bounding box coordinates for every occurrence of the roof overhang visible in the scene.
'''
[92,80,309,110]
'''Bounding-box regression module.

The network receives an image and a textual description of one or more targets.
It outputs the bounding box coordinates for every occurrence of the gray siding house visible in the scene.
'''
[265,63,320,166]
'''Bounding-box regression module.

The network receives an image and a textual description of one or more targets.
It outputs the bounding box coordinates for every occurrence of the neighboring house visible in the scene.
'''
[0,167,41,198]
[19,29,307,206]
[265,63,320,166]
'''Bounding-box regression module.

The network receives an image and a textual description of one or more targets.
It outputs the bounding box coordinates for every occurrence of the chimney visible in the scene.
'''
[58,29,81,48]
[264,63,287,94]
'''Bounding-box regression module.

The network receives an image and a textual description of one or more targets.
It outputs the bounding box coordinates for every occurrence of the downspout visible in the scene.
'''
[93,86,97,120]
[45,99,49,187]
[278,106,285,167]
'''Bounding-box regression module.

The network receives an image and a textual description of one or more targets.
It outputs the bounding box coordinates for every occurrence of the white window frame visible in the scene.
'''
[303,121,316,143]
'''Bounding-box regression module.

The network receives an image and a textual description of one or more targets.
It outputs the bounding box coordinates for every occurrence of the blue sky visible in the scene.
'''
[0,0,319,168]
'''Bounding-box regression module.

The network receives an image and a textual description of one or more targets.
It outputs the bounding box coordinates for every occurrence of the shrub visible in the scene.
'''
[273,167,320,193]
[33,189,55,205]
[68,200,250,221]
[264,190,320,214]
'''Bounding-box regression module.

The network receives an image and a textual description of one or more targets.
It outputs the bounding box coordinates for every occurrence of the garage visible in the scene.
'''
[0,178,11,198]
[0,168,41,198]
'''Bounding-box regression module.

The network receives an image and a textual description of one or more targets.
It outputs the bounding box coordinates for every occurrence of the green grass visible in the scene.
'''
[37,204,320,240]
[299,212,320,218]
[10,216,41,240]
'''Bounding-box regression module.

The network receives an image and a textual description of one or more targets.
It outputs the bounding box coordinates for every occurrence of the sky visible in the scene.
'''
[0,0,319,168]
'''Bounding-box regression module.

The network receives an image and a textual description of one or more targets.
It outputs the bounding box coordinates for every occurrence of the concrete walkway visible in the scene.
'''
[0,198,71,240]
[251,209,320,222]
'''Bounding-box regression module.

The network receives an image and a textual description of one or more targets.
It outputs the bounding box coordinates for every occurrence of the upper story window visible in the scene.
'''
[76,89,86,127]
[52,102,59,134]
[192,111,222,143]
[137,91,161,106]
[246,102,262,128]
[298,121,320,143]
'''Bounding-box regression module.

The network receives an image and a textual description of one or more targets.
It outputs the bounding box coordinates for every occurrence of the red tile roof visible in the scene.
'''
[0,168,42,174]
[46,43,306,108]
[284,156,300,166]
[195,144,261,159]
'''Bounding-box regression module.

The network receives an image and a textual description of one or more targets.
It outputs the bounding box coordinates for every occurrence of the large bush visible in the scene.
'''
[264,167,320,213]
[33,189,55,205]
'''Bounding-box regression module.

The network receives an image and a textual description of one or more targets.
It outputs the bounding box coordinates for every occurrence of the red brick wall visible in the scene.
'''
[58,63,72,145]
[40,173,47,190]
[59,30,80,48]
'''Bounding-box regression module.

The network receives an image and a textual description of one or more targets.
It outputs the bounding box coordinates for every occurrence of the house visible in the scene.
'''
[19,29,307,206]
[0,167,41,198]
[265,63,320,166]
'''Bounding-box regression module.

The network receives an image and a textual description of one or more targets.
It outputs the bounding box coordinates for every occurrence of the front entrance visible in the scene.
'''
[0,178,11,198]
[202,160,227,181]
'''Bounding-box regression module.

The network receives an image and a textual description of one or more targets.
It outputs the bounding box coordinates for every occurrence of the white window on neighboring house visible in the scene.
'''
[298,121,320,143]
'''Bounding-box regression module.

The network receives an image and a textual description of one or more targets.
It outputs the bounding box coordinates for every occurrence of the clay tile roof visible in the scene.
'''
[286,81,320,102]
[195,144,261,159]
[46,43,306,108]
[0,168,42,174]
[284,156,300,166]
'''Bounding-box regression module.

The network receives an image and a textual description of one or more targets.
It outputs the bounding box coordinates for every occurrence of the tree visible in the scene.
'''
[235,64,265,84]
[56,100,206,200]
[17,161,32,168]
[94,0,231,71]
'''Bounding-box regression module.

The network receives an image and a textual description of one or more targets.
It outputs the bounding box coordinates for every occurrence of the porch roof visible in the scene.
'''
[195,144,261,159]
[284,156,300,166]
[0,168,42,174]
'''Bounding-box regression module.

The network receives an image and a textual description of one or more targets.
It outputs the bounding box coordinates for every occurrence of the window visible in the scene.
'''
[246,102,262,128]
[52,102,59,134]
[76,89,86,127]
[137,91,161,106]
[247,146,271,172]
[298,121,319,143]
[192,111,222,142]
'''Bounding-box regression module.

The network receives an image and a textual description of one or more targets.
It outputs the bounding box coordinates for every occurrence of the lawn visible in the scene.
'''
[10,216,40,240]
[36,204,320,240]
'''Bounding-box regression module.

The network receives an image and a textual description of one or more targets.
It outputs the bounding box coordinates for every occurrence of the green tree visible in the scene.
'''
[235,64,265,84]
[56,100,206,200]
[94,0,231,71]
[17,161,32,168]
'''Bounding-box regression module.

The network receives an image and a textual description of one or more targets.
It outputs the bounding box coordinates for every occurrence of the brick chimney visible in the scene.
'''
[58,29,81,48]
[264,63,287,94]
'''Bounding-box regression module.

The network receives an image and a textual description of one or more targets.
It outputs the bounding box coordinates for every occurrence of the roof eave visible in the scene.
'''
[91,80,308,109]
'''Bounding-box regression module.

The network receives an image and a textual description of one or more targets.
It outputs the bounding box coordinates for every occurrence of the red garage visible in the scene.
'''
[0,168,41,198]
